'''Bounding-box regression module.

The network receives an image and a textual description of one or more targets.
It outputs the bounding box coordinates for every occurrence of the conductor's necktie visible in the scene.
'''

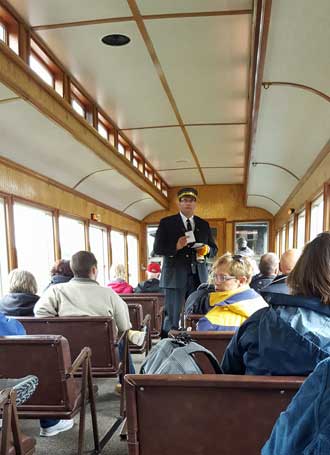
[186,218,192,231]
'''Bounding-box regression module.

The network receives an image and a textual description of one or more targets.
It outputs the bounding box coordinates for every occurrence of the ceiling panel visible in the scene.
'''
[9,0,132,27]
[76,169,149,213]
[252,88,330,178]
[264,0,330,96]
[158,168,203,186]
[202,167,244,184]
[247,195,277,215]
[0,83,17,100]
[37,22,176,128]
[137,0,252,15]
[125,198,163,220]
[145,15,251,124]
[123,127,194,170]
[0,100,109,187]
[187,124,245,167]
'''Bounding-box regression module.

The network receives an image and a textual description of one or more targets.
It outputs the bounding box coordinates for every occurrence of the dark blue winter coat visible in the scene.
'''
[0,312,26,335]
[262,357,330,454]
[221,293,330,376]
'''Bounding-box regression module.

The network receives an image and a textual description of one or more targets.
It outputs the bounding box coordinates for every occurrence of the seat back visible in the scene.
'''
[17,317,119,377]
[0,335,78,417]
[125,374,304,455]
[184,314,203,330]
[127,304,144,330]
[120,294,164,337]
[169,330,234,364]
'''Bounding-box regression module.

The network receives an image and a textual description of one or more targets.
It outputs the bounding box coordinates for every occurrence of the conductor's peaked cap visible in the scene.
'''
[177,187,198,201]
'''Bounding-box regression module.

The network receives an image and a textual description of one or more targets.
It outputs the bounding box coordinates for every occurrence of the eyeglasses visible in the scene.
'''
[232,254,244,264]
[214,274,237,282]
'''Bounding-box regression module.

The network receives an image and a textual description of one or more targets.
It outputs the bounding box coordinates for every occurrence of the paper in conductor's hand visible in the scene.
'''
[185,230,196,244]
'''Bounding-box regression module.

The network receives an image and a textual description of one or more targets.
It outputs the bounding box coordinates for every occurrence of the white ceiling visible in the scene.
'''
[137,0,252,15]
[158,168,203,186]
[246,0,330,215]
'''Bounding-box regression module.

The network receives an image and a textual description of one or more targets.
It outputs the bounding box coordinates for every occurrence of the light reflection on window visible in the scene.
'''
[0,198,9,297]
[72,98,85,117]
[30,53,54,87]
[297,210,306,249]
[89,224,109,286]
[0,23,5,42]
[310,195,324,240]
[59,216,85,260]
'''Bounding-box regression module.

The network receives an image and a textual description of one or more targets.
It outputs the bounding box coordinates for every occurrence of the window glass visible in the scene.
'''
[29,53,54,87]
[147,225,162,263]
[89,224,109,286]
[0,23,5,42]
[0,198,9,297]
[275,231,280,256]
[297,210,306,249]
[72,98,85,117]
[118,143,125,155]
[14,202,55,292]
[288,220,294,249]
[98,122,108,140]
[127,234,138,287]
[281,226,286,254]
[310,195,324,240]
[59,216,85,260]
[234,222,269,262]
[110,230,125,268]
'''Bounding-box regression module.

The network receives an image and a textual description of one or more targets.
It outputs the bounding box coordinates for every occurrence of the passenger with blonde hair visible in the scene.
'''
[0,269,39,316]
[107,263,133,294]
[196,253,267,331]
[222,232,330,376]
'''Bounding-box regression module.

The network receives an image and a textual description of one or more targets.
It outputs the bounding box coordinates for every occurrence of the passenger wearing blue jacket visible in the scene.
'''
[0,312,26,335]
[262,357,330,454]
[221,232,330,376]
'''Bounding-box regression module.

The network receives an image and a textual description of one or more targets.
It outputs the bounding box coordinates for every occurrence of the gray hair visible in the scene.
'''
[8,269,38,294]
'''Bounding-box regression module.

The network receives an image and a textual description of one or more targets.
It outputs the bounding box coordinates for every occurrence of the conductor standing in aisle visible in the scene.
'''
[153,187,218,336]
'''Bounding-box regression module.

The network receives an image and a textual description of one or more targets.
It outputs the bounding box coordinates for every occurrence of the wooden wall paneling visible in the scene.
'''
[5,195,17,270]
[323,183,330,232]
[293,213,298,248]
[305,201,311,243]
[226,222,234,253]
[52,208,61,260]
[18,22,29,63]
[84,219,90,251]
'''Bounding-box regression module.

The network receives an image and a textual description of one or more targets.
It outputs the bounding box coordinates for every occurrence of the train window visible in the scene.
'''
[118,142,125,156]
[13,202,55,291]
[29,53,54,88]
[89,224,109,286]
[297,210,306,249]
[281,226,286,254]
[146,224,162,263]
[310,194,324,240]
[234,222,269,261]
[59,215,85,259]
[275,231,280,255]
[288,219,294,249]
[0,198,9,297]
[71,97,86,118]
[0,22,5,42]
[98,121,108,140]
[110,230,125,268]
[127,234,138,287]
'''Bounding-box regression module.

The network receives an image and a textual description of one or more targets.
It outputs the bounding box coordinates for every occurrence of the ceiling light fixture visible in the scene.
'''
[101,34,130,46]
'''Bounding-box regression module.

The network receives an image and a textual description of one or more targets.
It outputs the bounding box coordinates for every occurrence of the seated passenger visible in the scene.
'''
[236,237,259,274]
[261,248,300,301]
[221,232,330,376]
[250,253,279,293]
[45,259,73,290]
[262,357,330,454]
[135,262,163,293]
[0,269,39,316]
[0,311,26,335]
[196,253,267,332]
[107,264,133,294]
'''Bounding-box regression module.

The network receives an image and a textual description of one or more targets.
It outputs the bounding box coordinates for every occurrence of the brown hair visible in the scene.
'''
[212,252,254,282]
[70,251,97,278]
[51,260,73,278]
[287,232,330,304]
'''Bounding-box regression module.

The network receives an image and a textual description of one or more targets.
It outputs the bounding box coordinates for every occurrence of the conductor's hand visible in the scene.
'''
[176,236,188,250]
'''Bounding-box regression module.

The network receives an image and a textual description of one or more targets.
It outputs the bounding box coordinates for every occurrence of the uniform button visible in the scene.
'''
[185,254,189,258]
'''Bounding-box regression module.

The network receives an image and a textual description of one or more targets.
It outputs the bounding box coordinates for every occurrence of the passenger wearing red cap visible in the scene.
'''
[153,187,218,335]
[134,262,163,294]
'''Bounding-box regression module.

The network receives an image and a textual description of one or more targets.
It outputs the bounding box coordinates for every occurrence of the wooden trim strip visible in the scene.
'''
[31,10,252,31]
[0,96,20,104]
[122,197,152,213]
[73,168,113,189]
[157,166,244,171]
[244,0,272,203]
[5,195,17,269]
[262,81,330,104]
[121,122,247,131]
[251,161,299,181]
[127,0,206,185]
[248,193,281,207]
[0,41,168,209]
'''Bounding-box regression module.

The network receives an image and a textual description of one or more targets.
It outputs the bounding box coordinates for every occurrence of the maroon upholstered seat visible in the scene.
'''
[125,374,304,455]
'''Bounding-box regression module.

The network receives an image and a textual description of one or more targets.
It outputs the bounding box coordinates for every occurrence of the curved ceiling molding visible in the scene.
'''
[123,197,152,213]
[248,193,281,208]
[73,168,113,189]
[262,82,330,104]
[251,161,299,181]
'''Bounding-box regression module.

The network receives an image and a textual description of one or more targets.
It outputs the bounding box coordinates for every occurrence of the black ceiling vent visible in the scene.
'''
[101,34,130,46]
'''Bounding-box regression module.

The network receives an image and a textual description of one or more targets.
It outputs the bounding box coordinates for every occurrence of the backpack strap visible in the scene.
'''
[181,342,223,374]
